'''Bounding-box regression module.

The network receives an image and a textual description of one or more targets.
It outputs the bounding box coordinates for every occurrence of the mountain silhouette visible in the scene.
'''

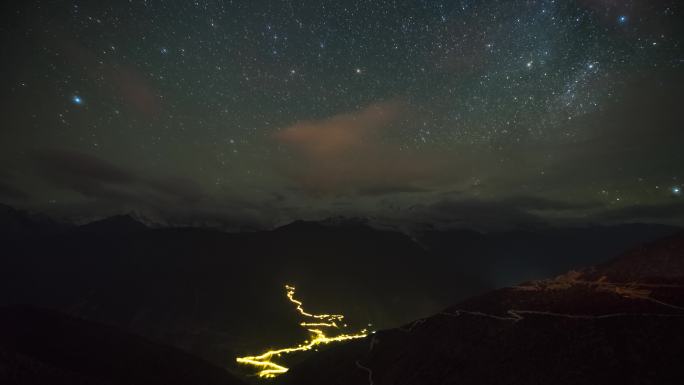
[584,232,684,282]
[1,203,681,379]
[282,232,684,385]
[76,214,148,234]
[0,203,67,239]
[0,305,245,385]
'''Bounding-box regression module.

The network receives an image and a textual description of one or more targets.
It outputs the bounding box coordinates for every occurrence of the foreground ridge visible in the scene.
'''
[283,233,684,385]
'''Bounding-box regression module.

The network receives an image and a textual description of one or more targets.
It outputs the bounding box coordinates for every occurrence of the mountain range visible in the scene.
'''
[281,232,684,384]
[0,305,246,385]
[1,203,682,383]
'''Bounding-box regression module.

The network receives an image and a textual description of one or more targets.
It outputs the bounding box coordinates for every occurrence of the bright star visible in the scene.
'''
[672,186,681,195]
[71,95,83,105]
[618,15,628,24]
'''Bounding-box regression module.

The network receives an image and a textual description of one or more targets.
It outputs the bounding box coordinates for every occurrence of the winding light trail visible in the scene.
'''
[439,309,684,322]
[355,360,375,385]
[236,285,369,378]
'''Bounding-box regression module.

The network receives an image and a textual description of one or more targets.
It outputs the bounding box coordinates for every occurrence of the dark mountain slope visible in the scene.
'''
[585,231,684,282]
[0,305,245,385]
[1,203,680,376]
[282,232,684,385]
[76,214,148,234]
[417,224,681,288]
[0,217,454,371]
[0,203,67,239]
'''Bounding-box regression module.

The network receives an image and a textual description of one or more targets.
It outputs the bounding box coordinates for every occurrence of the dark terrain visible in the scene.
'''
[1,203,682,383]
[0,306,245,385]
[282,232,684,385]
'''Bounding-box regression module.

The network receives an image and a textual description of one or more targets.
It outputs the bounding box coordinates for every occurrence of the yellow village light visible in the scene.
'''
[236,284,369,378]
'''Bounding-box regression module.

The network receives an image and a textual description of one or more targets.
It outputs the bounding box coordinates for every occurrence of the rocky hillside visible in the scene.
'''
[0,306,245,385]
[282,232,684,385]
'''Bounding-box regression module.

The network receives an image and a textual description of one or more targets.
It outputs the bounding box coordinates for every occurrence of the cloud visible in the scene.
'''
[499,70,684,195]
[598,201,684,223]
[0,181,29,202]
[31,148,204,207]
[498,196,604,211]
[28,148,278,229]
[393,195,609,231]
[274,101,448,195]
[275,101,401,156]
[405,198,548,231]
[356,185,432,197]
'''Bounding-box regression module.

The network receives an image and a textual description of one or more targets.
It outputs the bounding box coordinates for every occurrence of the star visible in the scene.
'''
[1,0,681,230]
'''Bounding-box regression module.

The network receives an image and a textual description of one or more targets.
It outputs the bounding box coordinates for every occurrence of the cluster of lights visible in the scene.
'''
[235,285,369,378]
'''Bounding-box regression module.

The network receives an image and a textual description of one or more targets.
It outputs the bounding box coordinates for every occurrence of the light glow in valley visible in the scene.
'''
[236,285,369,378]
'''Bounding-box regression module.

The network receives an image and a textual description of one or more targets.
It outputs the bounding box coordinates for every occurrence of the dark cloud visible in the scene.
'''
[0,181,29,202]
[395,195,612,231]
[33,149,136,186]
[28,148,278,229]
[356,185,432,197]
[406,198,548,231]
[498,196,604,211]
[598,201,684,223]
[538,71,684,184]
[31,148,204,207]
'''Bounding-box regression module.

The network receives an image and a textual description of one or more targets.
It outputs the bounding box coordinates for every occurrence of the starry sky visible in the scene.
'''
[0,0,682,229]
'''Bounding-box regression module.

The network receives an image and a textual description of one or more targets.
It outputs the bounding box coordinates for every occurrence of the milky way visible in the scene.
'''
[0,0,681,228]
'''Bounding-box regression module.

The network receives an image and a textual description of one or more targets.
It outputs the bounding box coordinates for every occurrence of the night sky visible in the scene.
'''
[1,0,682,229]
